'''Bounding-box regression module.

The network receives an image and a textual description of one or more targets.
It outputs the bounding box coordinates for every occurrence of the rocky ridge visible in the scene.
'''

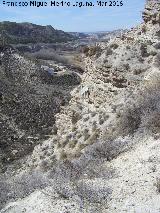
[0,21,75,44]
[53,0,160,161]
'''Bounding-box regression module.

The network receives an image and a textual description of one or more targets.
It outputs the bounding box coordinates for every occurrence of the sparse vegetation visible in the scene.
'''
[140,43,149,57]
[149,50,157,56]
[110,43,119,49]
[126,45,131,50]
[99,118,105,125]
[68,140,78,148]
[92,122,98,131]
[133,69,144,75]
[154,53,160,67]
[116,106,141,136]
[83,45,102,57]
[77,143,88,150]
[25,49,69,63]
[72,125,77,132]
[105,47,113,56]
[83,116,90,122]
[90,112,97,117]
[71,111,81,124]
[62,139,70,147]
[155,178,160,193]
[141,25,147,33]
[87,130,100,145]
[77,133,82,139]
[116,78,160,136]
[59,150,68,160]
[83,129,90,141]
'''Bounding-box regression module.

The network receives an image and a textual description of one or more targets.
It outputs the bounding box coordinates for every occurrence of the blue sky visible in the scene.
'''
[0,0,145,32]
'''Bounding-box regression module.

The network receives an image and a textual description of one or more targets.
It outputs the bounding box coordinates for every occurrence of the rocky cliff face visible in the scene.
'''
[143,0,160,24]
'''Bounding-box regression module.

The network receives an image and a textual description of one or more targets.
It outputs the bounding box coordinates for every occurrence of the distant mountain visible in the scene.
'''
[69,32,88,39]
[86,29,127,40]
[0,21,76,44]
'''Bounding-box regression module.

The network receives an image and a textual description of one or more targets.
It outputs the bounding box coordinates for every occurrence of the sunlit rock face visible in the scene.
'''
[143,0,160,24]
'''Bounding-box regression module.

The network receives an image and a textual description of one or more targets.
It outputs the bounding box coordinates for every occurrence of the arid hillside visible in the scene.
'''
[0,21,76,44]
[0,1,160,213]
[0,45,81,172]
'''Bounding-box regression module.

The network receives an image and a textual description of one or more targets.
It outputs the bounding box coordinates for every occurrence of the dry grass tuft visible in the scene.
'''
[155,178,160,193]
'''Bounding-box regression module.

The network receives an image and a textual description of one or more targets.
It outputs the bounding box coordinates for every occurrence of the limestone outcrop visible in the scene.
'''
[143,0,160,24]
[52,0,160,161]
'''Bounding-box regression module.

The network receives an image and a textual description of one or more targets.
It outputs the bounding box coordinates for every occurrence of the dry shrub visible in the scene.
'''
[77,133,82,139]
[116,106,141,136]
[87,130,100,145]
[25,48,69,64]
[81,136,132,164]
[83,116,89,122]
[139,88,160,133]
[140,43,149,57]
[126,45,131,50]
[84,132,90,141]
[105,47,113,56]
[154,53,160,67]
[154,42,160,50]
[110,43,119,49]
[82,129,90,141]
[90,112,96,117]
[82,46,89,55]
[99,118,105,125]
[68,140,78,148]
[141,25,147,33]
[116,79,160,136]
[59,150,68,160]
[77,143,88,151]
[149,50,157,56]
[71,111,81,124]
[75,180,112,203]
[155,178,160,193]
[133,69,144,75]
[72,126,77,132]
[83,46,102,57]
